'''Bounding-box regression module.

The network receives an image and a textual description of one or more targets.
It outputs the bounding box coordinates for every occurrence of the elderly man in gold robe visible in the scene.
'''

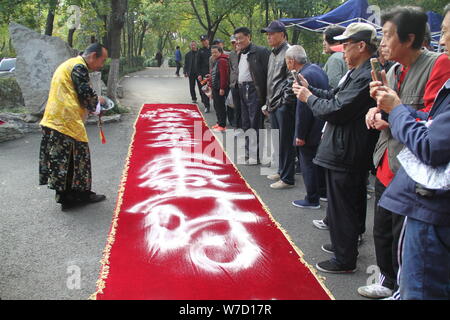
[39,43,108,210]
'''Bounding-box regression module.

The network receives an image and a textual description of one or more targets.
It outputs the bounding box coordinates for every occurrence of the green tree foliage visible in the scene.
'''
[1,0,447,63]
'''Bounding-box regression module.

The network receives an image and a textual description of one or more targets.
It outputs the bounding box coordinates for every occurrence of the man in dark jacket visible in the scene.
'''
[294,23,378,273]
[233,27,270,164]
[196,35,212,113]
[287,45,329,209]
[263,20,298,189]
[184,41,199,103]
[371,4,450,300]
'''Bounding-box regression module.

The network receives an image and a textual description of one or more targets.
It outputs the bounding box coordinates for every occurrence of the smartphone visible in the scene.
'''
[291,70,303,86]
[370,58,384,84]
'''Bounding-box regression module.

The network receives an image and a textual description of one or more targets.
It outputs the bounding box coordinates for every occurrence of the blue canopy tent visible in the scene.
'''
[427,11,444,49]
[280,0,379,33]
[280,0,443,50]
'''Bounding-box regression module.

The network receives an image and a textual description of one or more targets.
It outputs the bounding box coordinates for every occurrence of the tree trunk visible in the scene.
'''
[292,29,300,44]
[68,28,76,47]
[44,0,59,36]
[137,21,147,56]
[107,0,127,102]
[265,0,269,26]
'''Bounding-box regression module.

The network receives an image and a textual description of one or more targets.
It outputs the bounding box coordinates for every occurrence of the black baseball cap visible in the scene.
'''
[261,20,286,33]
[212,39,224,45]
[200,35,208,41]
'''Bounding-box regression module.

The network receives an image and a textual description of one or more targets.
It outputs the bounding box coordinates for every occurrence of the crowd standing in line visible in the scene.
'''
[179,4,450,300]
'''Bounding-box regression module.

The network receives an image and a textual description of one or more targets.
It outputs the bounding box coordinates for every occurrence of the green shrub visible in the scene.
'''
[144,59,158,67]
[168,56,177,67]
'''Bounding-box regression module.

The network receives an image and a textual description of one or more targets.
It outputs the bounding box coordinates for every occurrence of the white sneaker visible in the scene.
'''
[270,180,295,190]
[267,174,281,181]
[357,284,393,299]
[312,219,329,230]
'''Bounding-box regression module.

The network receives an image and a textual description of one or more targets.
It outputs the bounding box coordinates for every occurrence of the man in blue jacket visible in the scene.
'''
[287,45,329,209]
[370,5,450,299]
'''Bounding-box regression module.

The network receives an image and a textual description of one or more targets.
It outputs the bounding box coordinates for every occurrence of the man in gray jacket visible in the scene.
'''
[323,25,348,89]
[262,20,297,189]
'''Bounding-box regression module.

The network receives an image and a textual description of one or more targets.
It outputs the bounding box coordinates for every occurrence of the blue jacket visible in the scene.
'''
[379,79,450,226]
[295,63,329,147]
[175,49,182,62]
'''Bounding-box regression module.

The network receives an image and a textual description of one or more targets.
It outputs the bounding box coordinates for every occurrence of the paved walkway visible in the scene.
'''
[0,67,377,300]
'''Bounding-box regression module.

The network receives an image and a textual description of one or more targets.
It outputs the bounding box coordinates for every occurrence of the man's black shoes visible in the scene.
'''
[60,191,106,211]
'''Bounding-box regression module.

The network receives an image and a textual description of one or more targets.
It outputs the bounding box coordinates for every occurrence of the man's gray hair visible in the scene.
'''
[285,45,308,65]
[445,3,450,16]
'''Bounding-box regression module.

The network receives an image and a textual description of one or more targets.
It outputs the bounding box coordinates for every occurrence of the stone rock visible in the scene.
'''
[9,23,79,114]
[0,77,25,111]
[23,114,41,123]
[0,113,42,134]
[0,122,24,143]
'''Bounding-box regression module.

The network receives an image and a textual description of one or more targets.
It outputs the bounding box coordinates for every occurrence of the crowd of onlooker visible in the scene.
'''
[181,5,450,300]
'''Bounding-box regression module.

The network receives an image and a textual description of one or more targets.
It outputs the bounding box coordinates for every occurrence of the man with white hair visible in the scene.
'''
[287,45,329,210]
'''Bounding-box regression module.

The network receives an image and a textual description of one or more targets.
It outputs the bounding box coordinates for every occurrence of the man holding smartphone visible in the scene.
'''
[293,23,378,273]
[360,6,450,299]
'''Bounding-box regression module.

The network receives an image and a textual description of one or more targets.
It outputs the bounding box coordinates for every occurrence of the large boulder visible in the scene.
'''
[0,122,25,143]
[0,77,25,111]
[9,23,78,114]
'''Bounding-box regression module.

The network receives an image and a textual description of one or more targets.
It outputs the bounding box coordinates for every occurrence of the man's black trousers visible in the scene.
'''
[239,82,263,160]
[188,75,200,102]
[231,85,241,128]
[373,178,404,290]
[269,104,296,185]
[298,145,326,204]
[325,168,367,268]
[212,88,228,128]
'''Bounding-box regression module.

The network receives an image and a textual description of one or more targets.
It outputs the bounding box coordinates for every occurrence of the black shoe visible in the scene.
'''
[316,259,357,274]
[61,200,81,211]
[321,243,335,254]
[81,191,106,204]
[321,243,360,257]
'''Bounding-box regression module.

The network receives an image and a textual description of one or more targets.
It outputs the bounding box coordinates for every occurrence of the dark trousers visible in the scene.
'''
[374,178,404,290]
[269,104,296,185]
[226,105,235,127]
[299,146,326,204]
[175,61,182,76]
[231,86,242,128]
[239,82,263,160]
[188,75,200,101]
[212,88,228,127]
[325,168,367,268]
[197,77,210,110]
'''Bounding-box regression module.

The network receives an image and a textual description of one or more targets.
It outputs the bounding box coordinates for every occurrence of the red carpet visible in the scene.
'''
[91,104,333,300]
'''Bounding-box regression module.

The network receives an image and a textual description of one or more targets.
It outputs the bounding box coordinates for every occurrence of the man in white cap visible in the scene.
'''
[294,22,378,273]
